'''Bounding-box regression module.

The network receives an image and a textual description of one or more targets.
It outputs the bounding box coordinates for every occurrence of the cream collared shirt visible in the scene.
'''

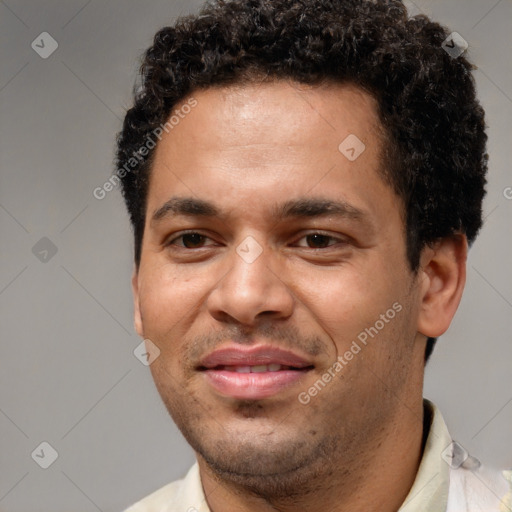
[125,399,510,512]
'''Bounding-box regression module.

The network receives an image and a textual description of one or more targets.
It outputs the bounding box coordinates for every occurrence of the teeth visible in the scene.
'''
[222,364,285,372]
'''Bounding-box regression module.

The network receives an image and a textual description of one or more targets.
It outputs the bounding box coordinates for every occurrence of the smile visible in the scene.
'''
[198,344,315,400]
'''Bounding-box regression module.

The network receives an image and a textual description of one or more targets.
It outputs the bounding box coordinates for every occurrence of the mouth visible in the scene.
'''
[203,363,308,373]
[197,345,315,400]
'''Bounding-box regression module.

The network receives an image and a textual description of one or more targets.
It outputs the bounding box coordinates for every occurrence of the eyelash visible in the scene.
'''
[166,231,348,250]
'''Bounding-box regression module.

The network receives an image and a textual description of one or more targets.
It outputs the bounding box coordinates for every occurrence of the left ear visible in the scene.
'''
[416,234,467,338]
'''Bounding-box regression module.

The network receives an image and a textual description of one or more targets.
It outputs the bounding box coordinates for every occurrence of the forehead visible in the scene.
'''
[146,80,392,223]
[159,80,382,158]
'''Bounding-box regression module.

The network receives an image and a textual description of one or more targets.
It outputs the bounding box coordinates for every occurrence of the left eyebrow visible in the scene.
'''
[273,197,366,221]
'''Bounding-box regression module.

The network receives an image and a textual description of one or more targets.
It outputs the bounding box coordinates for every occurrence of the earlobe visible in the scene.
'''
[132,269,144,338]
[417,234,467,338]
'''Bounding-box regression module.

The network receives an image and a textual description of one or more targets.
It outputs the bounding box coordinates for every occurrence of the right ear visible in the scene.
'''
[132,268,144,338]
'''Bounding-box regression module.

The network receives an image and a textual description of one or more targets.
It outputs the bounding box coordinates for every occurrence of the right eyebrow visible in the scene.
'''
[151,197,221,226]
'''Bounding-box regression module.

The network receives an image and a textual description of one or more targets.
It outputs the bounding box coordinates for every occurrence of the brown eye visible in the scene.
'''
[180,233,207,248]
[305,234,336,248]
[168,232,211,249]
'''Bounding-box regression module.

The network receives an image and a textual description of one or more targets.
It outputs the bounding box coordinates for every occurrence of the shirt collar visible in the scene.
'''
[398,398,452,512]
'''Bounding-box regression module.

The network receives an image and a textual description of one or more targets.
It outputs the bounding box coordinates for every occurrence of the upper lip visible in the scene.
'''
[198,344,314,369]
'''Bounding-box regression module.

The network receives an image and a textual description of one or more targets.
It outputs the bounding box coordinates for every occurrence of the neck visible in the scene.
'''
[199,397,428,512]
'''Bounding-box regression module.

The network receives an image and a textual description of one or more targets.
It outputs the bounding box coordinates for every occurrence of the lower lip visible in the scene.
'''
[203,369,310,400]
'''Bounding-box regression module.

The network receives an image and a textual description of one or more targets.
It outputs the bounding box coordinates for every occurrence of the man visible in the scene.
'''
[117,0,511,510]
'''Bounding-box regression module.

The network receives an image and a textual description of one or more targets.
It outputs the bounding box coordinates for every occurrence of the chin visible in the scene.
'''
[188,422,340,497]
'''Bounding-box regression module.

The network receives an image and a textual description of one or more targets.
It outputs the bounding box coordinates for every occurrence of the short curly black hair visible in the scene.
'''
[116,0,487,363]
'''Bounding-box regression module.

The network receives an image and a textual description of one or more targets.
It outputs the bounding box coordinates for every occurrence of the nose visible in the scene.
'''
[206,238,295,327]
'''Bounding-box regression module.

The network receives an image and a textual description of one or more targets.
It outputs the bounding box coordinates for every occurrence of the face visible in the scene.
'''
[133,81,427,495]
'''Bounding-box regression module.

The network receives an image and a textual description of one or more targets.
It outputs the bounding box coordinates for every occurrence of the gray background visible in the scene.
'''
[0,0,511,510]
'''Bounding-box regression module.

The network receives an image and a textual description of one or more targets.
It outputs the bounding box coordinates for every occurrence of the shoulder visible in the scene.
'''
[124,480,183,512]
[447,461,511,512]
[123,463,207,512]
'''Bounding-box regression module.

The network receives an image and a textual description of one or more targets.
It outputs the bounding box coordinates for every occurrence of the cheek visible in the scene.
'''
[139,265,208,329]
[289,262,399,343]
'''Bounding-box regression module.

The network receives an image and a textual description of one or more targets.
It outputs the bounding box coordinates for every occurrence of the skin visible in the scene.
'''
[132,80,467,512]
